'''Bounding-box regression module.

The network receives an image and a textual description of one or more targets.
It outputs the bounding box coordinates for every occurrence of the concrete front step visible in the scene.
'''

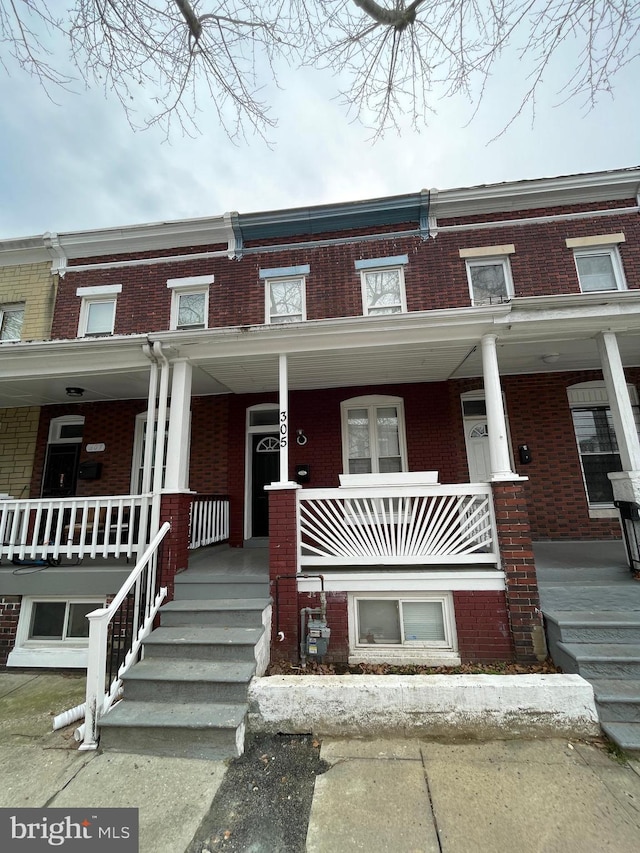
[121,659,256,704]
[590,679,640,724]
[160,598,270,628]
[601,721,640,753]
[142,626,264,661]
[99,700,247,760]
[174,573,270,602]
[555,642,640,679]
[545,611,640,645]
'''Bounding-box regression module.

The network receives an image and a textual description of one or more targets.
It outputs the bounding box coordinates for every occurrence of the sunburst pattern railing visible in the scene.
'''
[298,484,497,566]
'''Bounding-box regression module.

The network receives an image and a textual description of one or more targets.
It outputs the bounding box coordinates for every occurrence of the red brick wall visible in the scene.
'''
[453,591,514,662]
[0,596,21,668]
[52,206,640,339]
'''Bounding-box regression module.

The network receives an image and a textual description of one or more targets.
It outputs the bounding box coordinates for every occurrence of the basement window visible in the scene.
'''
[348,593,458,665]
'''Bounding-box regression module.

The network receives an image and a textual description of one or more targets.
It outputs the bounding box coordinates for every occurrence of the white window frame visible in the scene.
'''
[355,256,408,316]
[464,257,514,306]
[340,395,408,476]
[131,411,179,494]
[47,415,85,444]
[167,274,213,330]
[348,592,459,665]
[0,302,25,340]
[259,265,309,325]
[567,381,640,514]
[572,247,626,293]
[76,285,121,337]
[7,596,105,669]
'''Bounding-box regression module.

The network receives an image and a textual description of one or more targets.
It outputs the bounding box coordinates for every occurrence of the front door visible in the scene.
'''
[251,435,280,537]
[41,444,81,498]
[464,420,491,483]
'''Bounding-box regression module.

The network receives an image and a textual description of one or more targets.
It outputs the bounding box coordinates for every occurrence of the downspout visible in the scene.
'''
[151,341,170,538]
[141,342,160,560]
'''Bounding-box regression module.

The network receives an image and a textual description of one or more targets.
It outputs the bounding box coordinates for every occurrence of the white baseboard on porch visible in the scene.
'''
[247,674,600,740]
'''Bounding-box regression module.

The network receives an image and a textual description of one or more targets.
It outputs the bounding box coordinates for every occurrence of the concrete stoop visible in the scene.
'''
[545,609,640,750]
[99,567,271,760]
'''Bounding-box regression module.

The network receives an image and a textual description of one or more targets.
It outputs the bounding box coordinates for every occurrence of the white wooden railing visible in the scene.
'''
[298,483,498,566]
[78,521,171,750]
[0,494,152,562]
[189,494,230,549]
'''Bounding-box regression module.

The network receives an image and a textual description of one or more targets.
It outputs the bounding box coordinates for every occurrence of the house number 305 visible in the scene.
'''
[280,411,288,447]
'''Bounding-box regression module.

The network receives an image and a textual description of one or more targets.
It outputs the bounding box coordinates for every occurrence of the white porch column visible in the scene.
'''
[165,358,193,492]
[596,331,640,506]
[597,331,640,472]
[278,353,289,483]
[481,334,516,480]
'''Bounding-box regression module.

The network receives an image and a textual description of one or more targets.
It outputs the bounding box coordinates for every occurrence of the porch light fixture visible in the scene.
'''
[65,387,85,398]
[541,353,560,364]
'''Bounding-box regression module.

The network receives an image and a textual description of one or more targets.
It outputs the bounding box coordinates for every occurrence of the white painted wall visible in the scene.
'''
[248,674,600,739]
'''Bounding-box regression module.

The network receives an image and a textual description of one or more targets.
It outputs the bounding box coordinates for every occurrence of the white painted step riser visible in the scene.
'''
[143,643,258,662]
[124,680,249,704]
[597,701,640,724]
[160,611,265,628]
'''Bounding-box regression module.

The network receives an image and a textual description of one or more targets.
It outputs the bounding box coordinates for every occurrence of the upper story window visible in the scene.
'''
[566,234,627,293]
[0,302,25,340]
[76,285,121,337]
[355,256,408,316]
[260,265,309,324]
[167,274,214,330]
[341,395,407,474]
[459,245,515,306]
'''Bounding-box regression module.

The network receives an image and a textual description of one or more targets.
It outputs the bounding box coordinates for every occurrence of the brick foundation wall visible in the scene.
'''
[0,596,21,668]
[453,591,514,661]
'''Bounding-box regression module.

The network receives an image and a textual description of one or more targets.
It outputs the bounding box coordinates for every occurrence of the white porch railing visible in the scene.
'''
[0,494,151,562]
[78,521,171,750]
[189,494,230,549]
[298,483,498,566]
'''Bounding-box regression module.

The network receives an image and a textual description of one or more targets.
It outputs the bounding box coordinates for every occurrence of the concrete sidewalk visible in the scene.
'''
[3,672,640,852]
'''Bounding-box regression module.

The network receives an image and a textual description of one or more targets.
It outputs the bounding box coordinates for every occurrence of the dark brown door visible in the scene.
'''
[42,445,81,498]
[251,435,279,537]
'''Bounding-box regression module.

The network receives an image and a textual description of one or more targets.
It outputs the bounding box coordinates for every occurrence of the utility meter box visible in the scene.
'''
[306,617,331,658]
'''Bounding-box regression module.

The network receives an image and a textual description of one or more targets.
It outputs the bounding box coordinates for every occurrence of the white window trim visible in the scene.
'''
[7,596,105,669]
[47,415,85,444]
[348,592,459,666]
[572,245,627,293]
[567,381,639,509]
[465,256,514,306]
[263,276,307,324]
[340,395,408,475]
[76,285,122,337]
[355,256,408,316]
[0,302,25,341]
[169,286,210,330]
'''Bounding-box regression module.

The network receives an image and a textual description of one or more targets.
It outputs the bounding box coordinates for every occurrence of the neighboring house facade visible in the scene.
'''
[1,168,639,672]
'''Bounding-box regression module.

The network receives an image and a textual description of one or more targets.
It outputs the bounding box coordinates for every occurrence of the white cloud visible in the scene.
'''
[0,27,638,239]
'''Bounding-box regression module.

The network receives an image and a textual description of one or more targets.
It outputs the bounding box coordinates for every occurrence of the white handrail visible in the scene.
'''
[79,521,171,750]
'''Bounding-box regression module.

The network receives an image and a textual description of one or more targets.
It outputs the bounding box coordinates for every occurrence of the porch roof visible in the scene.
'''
[0,292,637,406]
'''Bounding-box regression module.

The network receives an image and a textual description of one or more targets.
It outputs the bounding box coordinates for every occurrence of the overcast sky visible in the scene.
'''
[0,17,638,240]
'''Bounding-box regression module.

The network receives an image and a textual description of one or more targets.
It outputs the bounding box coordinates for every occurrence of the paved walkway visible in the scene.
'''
[4,672,640,852]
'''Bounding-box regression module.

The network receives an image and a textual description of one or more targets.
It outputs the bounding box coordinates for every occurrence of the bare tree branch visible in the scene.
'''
[0,1,638,138]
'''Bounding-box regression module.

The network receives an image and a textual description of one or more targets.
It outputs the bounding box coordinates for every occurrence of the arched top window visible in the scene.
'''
[47,415,84,444]
[340,395,407,475]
